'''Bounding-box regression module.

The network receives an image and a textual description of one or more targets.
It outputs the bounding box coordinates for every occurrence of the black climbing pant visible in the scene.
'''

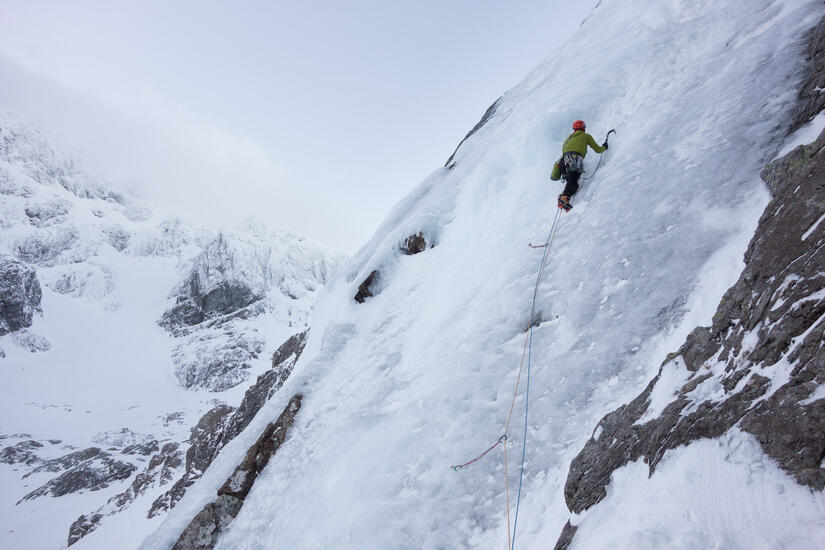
[562,170,580,197]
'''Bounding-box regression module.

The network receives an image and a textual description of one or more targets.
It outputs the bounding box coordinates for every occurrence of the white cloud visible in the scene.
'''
[0,55,310,240]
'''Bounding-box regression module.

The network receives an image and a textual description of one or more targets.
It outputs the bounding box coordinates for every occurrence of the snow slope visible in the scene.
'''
[135,0,824,548]
[0,112,345,549]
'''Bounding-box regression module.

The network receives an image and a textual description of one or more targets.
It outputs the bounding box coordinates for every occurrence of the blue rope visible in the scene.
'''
[511,207,560,549]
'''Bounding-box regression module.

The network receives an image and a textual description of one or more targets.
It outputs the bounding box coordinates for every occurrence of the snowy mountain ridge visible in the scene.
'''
[0,109,346,548]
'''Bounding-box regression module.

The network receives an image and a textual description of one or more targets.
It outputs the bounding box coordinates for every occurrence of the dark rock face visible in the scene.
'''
[121,440,160,456]
[222,330,307,443]
[445,97,501,168]
[25,447,104,476]
[0,439,43,465]
[160,280,261,332]
[67,513,103,546]
[186,405,235,477]
[150,331,308,518]
[557,129,825,545]
[0,254,42,335]
[21,450,137,501]
[172,394,303,550]
[159,234,264,333]
[146,406,235,518]
[553,521,577,550]
[68,442,183,545]
[400,232,429,255]
[354,270,379,303]
[172,495,242,550]
[792,17,825,132]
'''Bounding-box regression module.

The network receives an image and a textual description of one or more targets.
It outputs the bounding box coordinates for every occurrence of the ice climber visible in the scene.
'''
[550,120,608,211]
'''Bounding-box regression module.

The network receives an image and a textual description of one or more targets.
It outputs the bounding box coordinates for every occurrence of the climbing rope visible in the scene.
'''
[581,129,616,180]
[451,206,563,550]
[507,207,562,550]
[579,153,603,180]
[453,129,613,549]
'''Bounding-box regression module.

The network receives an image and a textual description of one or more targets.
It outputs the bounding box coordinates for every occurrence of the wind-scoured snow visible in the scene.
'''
[570,430,825,550]
[142,1,824,549]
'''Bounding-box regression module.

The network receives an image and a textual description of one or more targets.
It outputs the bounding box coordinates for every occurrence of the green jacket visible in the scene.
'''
[562,131,605,157]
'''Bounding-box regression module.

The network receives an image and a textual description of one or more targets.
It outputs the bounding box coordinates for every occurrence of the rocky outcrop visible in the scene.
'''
[67,513,103,547]
[21,448,137,501]
[445,97,501,168]
[149,331,307,518]
[556,127,825,546]
[400,232,430,255]
[172,394,303,550]
[792,16,825,131]
[354,270,379,303]
[68,442,183,546]
[159,233,266,333]
[553,521,577,550]
[172,332,265,392]
[186,405,236,478]
[0,439,43,465]
[222,330,307,443]
[0,254,42,335]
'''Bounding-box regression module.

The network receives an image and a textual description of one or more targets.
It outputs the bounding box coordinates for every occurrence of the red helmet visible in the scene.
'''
[572,120,586,131]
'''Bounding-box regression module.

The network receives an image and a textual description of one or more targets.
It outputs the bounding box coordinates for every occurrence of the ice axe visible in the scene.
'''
[603,129,616,148]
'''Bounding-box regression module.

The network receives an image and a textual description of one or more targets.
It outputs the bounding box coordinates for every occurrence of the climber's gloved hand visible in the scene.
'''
[602,141,609,150]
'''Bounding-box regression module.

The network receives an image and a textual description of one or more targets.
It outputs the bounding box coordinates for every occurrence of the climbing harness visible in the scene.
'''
[451,206,563,550]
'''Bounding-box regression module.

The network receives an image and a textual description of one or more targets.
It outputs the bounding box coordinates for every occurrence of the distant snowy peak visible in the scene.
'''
[0,109,344,313]
[0,110,122,203]
[161,221,344,333]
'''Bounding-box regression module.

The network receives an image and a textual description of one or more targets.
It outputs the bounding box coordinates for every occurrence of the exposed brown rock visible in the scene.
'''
[172,394,303,550]
[149,330,308,519]
[553,521,577,550]
[400,232,428,255]
[354,270,379,303]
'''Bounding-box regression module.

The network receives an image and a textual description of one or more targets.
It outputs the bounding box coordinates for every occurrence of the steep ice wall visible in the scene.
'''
[143,1,825,549]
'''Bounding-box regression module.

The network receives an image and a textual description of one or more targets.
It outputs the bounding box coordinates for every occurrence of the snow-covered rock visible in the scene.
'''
[20,448,137,501]
[0,254,42,335]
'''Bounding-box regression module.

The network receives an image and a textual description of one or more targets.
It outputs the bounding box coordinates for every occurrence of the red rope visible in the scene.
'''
[451,435,507,471]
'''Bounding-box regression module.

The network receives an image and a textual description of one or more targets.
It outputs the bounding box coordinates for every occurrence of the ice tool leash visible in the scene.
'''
[451,206,563,550]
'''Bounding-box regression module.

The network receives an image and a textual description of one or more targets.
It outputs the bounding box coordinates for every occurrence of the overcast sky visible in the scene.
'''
[0,1,597,252]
